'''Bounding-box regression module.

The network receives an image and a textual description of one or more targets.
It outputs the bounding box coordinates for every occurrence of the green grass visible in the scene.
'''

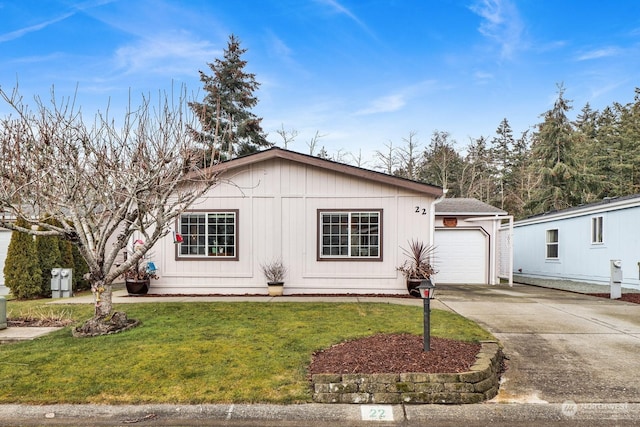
[0,301,493,404]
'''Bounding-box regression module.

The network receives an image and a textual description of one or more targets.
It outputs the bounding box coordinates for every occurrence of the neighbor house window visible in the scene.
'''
[318,210,382,260]
[591,216,603,244]
[546,229,559,259]
[178,211,238,259]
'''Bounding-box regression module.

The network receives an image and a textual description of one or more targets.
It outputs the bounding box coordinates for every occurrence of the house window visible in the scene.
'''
[179,211,237,259]
[591,216,603,244]
[546,229,559,259]
[319,210,382,260]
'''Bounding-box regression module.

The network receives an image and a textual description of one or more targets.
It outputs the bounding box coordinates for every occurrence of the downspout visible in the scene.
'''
[429,189,448,247]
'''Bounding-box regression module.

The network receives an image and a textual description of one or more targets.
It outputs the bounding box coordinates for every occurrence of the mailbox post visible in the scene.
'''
[417,279,436,352]
[610,260,622,299]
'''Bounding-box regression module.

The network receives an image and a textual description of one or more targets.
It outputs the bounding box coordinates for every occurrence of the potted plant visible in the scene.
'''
[261,259,287,296]
[397,239,436,298]
[124,259,159,295]
[124,240,159,295]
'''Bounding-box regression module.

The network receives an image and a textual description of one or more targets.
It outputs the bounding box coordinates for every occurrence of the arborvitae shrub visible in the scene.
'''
[4,217,42,299]
[36,224,62,297]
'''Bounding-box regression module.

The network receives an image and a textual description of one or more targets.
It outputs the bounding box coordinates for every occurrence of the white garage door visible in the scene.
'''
[433,228,488,284]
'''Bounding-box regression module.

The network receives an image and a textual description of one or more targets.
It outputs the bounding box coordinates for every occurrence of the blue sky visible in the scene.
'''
[1,0,639,166]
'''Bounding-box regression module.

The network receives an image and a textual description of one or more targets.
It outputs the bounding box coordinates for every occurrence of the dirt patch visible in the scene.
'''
[7,318,73,327]
[309,333,481,375]
[588,293,640,304]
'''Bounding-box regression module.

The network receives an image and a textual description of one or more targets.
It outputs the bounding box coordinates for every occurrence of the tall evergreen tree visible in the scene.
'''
[3,217,42,299]
[189,34,269,161]
[527,84,581,213]
[573,102,603,202]
[491,118,515,209]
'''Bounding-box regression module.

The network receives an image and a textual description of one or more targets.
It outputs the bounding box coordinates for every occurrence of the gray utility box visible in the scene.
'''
[51,268,73,298]
[610,260,622,300]
[0,296,6,330]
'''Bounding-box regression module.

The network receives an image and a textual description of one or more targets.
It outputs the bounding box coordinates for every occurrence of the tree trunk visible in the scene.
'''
[92,280,113,319]
[74,280,138,337]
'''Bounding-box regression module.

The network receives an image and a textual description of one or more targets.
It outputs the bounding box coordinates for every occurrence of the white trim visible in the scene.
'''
[514,196,640,227]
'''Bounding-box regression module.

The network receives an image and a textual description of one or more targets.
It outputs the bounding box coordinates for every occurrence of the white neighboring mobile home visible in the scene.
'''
[151,148,444,295]
[512,194,640,290]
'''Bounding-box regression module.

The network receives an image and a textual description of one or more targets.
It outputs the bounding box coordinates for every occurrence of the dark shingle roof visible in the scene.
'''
[435,198,507,215]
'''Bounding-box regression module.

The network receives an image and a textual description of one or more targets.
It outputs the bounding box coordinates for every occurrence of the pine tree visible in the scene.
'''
[491,118,515,209]
[189,34,269,161]
[3,218,42,299]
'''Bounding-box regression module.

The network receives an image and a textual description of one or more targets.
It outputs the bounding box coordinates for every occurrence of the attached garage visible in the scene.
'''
[433,198,512,285]
[434,228,488,284]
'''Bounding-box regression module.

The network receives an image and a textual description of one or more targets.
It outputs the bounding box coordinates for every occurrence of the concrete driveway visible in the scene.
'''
[436,284,640,405]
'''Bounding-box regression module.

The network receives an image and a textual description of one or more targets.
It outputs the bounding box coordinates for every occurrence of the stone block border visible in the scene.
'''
[312,341,503,404]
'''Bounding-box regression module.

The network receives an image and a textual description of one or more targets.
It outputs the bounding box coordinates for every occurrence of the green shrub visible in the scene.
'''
[4,217,42,299]
[36,222,62,297]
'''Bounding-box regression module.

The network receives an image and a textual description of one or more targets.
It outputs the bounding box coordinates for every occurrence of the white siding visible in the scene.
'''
[513,204,640,290]
[152,158,437,295]
[0,229,10,295]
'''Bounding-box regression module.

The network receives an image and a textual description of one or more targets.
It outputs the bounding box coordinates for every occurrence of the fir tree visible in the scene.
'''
[3,217,42,299]
[189,34,269,162]
[527,84,581,214]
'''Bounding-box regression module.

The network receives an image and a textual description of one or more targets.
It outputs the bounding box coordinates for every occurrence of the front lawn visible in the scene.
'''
[0,301,492,404]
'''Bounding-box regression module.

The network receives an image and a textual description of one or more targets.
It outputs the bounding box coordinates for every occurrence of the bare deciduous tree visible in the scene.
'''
[275,124,298,149]
[0,86,220,335]
[374,140,399,175]
[307,130,326,156]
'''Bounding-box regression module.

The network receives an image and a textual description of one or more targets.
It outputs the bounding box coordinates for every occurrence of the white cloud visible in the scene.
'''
[354,80,439,116]
[355,94,406,115]
[575,47,621,61]
[473,71,494,84]
[314,0,377,39]
[0,12,74,43]
[114,31,221,76]
[469,0,525,59]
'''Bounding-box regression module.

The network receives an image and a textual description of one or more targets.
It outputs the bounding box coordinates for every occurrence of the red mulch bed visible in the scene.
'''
[309,333,481,375]
[587,293,640,304]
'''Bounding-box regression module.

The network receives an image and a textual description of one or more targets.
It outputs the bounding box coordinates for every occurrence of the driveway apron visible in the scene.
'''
[436,284,640,404]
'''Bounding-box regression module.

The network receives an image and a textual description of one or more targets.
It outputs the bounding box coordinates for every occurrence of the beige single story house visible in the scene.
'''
[150,147,444,295]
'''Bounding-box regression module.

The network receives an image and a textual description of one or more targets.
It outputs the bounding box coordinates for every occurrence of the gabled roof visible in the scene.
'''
[211,147,443,197]
[435,198,507,215]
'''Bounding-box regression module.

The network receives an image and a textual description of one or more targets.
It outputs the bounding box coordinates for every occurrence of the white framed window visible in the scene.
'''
[178,210,238,259]
[591,216,603,244]
[546,229,559,259]
[318,210,382,260]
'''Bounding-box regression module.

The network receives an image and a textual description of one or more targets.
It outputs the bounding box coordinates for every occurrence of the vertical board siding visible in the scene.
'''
[153,158,437,294]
